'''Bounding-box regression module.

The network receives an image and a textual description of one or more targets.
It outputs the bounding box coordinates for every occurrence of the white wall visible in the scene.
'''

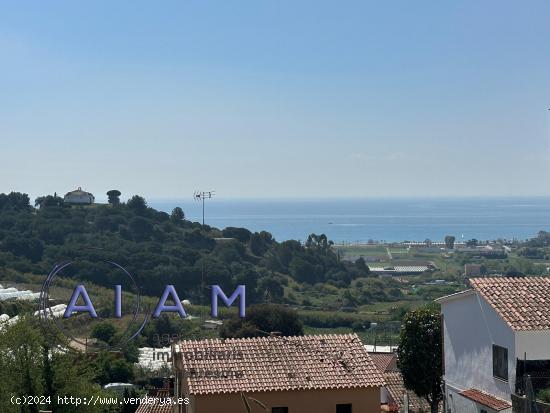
[442,292,516,400]
[64,194,94,204]
[516,330,550,361]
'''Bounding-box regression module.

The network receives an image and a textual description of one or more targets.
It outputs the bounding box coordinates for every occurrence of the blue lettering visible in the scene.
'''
[211,285,246,318]
[63,285,98,318]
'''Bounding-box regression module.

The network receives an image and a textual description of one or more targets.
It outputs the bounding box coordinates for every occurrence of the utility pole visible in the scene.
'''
[193,190,215,327]
[193,190,215,227]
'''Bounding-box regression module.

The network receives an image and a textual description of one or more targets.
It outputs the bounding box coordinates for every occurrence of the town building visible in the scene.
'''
[436,277,550,413]
[63,187,95,204]
[135,380,173,413]
[369,351,431,413]
[369,265,433,276]
[172,333,384,413]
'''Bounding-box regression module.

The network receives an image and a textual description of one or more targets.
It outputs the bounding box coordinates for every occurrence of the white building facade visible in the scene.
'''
[64,187,95,204]
[437,277,550,413]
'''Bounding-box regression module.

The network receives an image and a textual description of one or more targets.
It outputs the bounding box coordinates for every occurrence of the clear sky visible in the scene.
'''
[1,1,550,201]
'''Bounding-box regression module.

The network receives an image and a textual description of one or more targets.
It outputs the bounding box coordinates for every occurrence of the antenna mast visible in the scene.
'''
[193,190,215,227]
[193,190,216,328]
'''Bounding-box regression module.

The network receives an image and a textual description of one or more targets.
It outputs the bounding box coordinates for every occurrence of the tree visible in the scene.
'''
[128,216,153,241]
[91,322,117,345]
[92,352,134,384]
[222,227,252,242]
[220,304,303,338]
[258,276,284,301]
[444,235,455,249]
[289,256,318,284]
[2,237,44,262]
[250,232,269,256]
[126,195,147,213]
[0,316,111,413]
[171,206,185,221]
[355,257,370,274]
[42,345,54,403]
[106,189,121,205]
[34,194,63,208]
[0,192,31,210]
[397,307,443,413]
[0,316,43,413]
[306,233,333,254]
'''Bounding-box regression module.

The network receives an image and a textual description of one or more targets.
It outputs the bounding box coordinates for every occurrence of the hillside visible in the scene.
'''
[0,192,374,307]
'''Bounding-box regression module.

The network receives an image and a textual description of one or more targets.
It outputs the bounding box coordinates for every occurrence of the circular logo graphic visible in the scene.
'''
[39,257,149,351]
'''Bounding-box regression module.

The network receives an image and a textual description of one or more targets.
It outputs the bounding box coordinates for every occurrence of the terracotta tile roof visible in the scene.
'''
[135,402,173,413]
[384,371,431,413]
[469,277,550,331]
[459,388,512,411]
[369,352,398,373]
[174,333,384,395]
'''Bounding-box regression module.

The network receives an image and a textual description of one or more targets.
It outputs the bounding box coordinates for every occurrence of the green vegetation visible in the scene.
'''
[220,304,303,338]
[0,191,363,304]
[0,316,119,413]
[397,305,443,413]
[538,388,550,403]
[1,190,550,350]
[106,190,121,206]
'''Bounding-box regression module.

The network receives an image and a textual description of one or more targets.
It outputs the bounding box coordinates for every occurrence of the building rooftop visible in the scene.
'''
[459,388,512,411]
[384,371,431,412]
[369,352,398,373]
[135,386,172,413]
[65,186,94,196]
[174,333,384,395]
[469,277,550,331]
[368,351,431,413]
[135,405,172,413]
[364,344,398,353]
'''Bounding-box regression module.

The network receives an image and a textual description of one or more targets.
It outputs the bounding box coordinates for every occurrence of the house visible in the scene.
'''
[369,352,431,413]
[135,381,173,413]
[172,333,384,413]
[135,398,172,413]
[64,187,95,204]
[436,277,550,413]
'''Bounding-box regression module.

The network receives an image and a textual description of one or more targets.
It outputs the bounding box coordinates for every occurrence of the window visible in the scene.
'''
[492,344,508,381]
[336,404,352,413]
[272,408,288,413]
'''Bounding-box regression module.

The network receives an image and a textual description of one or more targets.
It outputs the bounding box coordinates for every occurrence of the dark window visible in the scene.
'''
[492,344,508,381]
[272,408,288,413]
[481,409,488,413]
[336,404,352,413]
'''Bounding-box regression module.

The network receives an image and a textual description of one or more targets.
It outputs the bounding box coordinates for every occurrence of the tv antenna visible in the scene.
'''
[193,190,215,227]
[193,190,215,327]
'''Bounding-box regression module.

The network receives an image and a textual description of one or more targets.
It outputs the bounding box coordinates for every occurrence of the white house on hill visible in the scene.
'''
[436,277,550,413]
[64,187,94,204]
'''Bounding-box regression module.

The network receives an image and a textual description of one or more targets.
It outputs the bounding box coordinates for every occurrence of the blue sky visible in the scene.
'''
[1,1,550,201]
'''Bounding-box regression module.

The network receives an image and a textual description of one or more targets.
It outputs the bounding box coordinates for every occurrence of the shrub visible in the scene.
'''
[538,389,550,403]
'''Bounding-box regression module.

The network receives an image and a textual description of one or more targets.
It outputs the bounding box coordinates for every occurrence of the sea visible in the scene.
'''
[149,197,550,244]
